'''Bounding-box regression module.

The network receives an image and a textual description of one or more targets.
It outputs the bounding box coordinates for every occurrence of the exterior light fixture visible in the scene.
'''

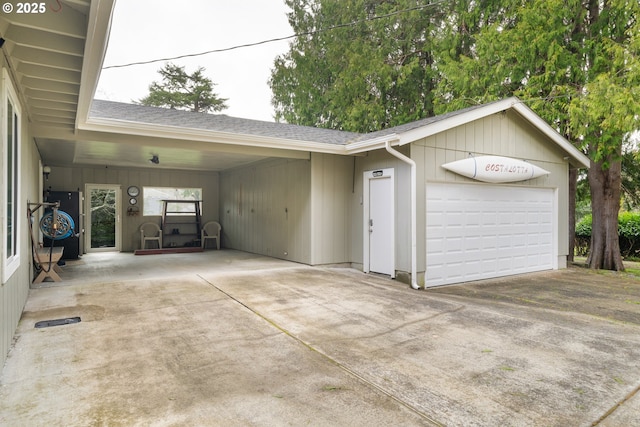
[149,155,159,164]
[43,165,51,180]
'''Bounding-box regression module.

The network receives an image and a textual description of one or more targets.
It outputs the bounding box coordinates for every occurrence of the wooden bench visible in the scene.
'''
[33,247,64,284]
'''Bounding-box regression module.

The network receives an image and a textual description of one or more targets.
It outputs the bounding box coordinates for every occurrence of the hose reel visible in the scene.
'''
[39,209,75,240]
[27,201,75,279]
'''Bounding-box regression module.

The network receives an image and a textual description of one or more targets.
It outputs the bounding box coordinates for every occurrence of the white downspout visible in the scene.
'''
[385,141,420,290]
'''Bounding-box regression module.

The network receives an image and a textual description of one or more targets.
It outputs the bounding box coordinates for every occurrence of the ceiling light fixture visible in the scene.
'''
[149,155,159,164]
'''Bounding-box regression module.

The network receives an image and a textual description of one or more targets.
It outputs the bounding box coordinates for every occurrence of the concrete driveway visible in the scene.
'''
[1,250,639,426]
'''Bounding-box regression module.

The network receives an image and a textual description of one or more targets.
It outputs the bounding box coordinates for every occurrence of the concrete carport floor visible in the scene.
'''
[1,250,639,426]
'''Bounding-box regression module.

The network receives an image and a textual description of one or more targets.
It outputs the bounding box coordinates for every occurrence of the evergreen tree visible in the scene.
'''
[139,63,228,113]
[270,0,451,132]
[437,0,639,270]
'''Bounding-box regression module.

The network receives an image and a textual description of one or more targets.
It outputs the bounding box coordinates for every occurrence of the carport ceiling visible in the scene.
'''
[34,137,274,171]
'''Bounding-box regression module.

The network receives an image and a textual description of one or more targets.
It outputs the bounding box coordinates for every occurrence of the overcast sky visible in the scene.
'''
[95,0,293,122]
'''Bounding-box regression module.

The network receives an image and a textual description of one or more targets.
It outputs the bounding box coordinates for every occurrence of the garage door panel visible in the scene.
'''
[446,237,464,252]
[465,211,482,225]
[465,236,482,251]
[427,212,445,228]
[481,214,497,226]
[513,256,528,270]
[446,214,464,227]
[426,183,555,287]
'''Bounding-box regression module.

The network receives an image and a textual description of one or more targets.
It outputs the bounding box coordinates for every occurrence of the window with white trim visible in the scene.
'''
[2,70,21,282]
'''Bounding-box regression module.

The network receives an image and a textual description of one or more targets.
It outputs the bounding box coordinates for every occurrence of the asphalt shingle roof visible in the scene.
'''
[90,99,498,146]
[90,100,361,145]
[362,103,489,140]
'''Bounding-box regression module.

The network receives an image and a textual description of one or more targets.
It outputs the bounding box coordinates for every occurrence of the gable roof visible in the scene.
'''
[90,99,485,146]
[86,97,589,169]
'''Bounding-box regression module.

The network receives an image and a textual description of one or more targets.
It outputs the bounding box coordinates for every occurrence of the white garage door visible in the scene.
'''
[426,183,555,287]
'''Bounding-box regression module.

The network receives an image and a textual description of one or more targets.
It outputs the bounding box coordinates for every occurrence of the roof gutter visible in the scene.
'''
[80,117,352,155]
[384,141,420,290]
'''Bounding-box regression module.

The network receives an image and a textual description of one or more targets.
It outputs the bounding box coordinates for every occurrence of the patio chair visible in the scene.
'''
[201,221,221,250]
[140,222,162,249]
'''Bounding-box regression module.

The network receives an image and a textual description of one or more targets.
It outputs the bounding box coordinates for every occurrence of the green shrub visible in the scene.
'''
[575,214,592,238]
[619,212,640,257]
[575,214,592,256]
[618,212,640,238]
[575,212,640,258]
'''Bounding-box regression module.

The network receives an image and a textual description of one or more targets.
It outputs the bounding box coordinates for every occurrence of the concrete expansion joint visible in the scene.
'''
[197,274,444,426]
[591,381,640,426]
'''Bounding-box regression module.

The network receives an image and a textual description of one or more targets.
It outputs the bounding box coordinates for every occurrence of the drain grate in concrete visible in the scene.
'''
[35,317,81,328]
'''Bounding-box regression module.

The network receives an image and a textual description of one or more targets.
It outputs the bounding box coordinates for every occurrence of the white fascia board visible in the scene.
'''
[345,98,517,153]
[346,97,590,170]
[397,98,518,146]
[345,133,400,154]
[76,0,116,129]
[511,101,590,169]
[81,117,349,155]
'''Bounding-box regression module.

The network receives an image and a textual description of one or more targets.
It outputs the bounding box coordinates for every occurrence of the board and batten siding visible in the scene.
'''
[46,166,220,252]
[1,62,42,367]
[350,110,571,283]
[310,153,353,265]
[413,110,571,276]
[219,158,311,264]
[350,147,414,273]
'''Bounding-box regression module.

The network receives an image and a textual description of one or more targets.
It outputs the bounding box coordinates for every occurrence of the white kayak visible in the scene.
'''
[442,155,550,183]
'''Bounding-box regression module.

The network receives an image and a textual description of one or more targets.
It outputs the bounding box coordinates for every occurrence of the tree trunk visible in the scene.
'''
[587,156,624,271]
[568,168,577,262]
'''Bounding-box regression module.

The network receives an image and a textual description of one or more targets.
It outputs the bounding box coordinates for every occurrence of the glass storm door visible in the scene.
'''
[86,184,121,252]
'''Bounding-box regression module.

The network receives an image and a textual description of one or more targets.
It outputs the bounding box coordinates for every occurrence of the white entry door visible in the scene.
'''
[364,169,395,276]
[426,183,555,287]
